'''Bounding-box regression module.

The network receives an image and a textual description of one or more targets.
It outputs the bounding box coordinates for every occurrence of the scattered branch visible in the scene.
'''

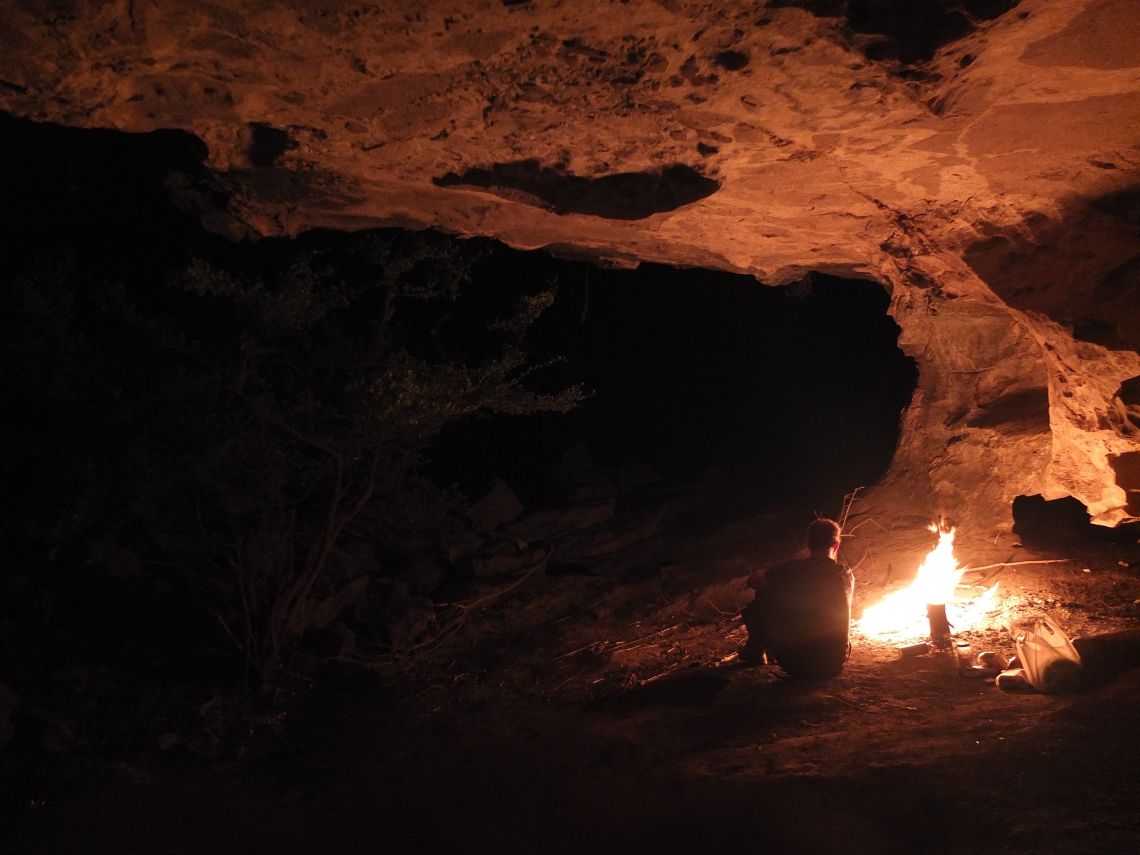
[700,596,738,618]
[963,558,1071,587]
[838,486,863,532]
[366,563,548,673]
[963,559,1071,573]
[556,624,681,660]
[845,517,888,536]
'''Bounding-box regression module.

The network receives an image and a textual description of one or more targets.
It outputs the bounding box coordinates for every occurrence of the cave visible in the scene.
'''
[426,255,917,517]
[2,2,1140,854]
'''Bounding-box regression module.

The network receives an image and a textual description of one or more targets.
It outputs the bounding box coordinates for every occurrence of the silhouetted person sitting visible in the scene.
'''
[741,518,854,678]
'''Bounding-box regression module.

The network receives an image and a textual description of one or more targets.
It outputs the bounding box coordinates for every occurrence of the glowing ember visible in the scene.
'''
[857,524,1000,643]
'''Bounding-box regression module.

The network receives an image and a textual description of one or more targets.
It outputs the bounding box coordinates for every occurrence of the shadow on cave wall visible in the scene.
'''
[245,122,295,167]
[1013,495,1140,548]
[0,111,211,257]
[769,0,1020,64]
[433,160,719,220]
[1109,451,1140,518]
[963,186,1140,353]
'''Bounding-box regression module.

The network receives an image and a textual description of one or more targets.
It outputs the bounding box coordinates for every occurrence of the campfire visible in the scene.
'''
[856,521,1000,646]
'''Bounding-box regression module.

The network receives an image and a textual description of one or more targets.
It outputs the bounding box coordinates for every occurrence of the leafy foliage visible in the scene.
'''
[2,232,580,681]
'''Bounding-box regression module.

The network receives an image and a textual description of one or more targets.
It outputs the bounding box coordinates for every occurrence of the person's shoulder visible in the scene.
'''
[806,555,851,576]
[768,557,810,578]
[770,556,805,570]
[829,559,855,588]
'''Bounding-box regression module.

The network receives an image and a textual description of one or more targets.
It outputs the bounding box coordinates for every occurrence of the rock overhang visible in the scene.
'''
[1,0,1137,528]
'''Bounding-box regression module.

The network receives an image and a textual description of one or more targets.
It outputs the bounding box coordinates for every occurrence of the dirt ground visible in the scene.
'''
[6,492,1140,854]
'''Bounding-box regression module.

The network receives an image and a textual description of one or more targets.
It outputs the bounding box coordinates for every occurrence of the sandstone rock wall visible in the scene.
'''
[2,0,1137,527]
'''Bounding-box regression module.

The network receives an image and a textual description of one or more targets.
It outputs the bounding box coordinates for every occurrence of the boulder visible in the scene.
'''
[473,546,549,579]
[1073,629,1140,687]
[324,541,381,581]
[385,597,436,648]
[567,472,619,504]
[467,478,525,533]
[613,463,662,494]
[398,558,446,597]
[444,528,485,563]
[309,622,357,658]
[505,499,616,543]
[553,510,664,564]
[557,442,596,484]
[291,575,369,633]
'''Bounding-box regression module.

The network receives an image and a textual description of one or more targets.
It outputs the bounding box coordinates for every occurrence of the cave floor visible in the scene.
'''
[7,496,1140,854]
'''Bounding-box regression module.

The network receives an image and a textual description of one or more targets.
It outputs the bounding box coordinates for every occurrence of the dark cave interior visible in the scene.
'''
[428,255,917,512]
[1,109,918,522]
[0,110,924,685]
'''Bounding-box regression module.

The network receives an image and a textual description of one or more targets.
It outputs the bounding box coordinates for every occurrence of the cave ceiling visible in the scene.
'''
[2,0,1138,529]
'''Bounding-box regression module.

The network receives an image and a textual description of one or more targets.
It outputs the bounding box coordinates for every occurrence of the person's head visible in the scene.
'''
[807,518,841,556]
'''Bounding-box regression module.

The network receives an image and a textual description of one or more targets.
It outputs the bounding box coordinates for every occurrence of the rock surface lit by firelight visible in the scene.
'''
[1,0,1137,527]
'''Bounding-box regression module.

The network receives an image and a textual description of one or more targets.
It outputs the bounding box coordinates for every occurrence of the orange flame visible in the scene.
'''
[856,524,1000,642]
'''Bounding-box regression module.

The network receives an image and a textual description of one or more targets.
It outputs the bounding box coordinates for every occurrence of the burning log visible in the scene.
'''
[922,519,956,648]
[927,603,952,648]
[897,606,952,655]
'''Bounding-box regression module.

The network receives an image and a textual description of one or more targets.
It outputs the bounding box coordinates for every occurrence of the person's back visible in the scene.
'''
[742,518,854,678]
[761,554,852,677]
